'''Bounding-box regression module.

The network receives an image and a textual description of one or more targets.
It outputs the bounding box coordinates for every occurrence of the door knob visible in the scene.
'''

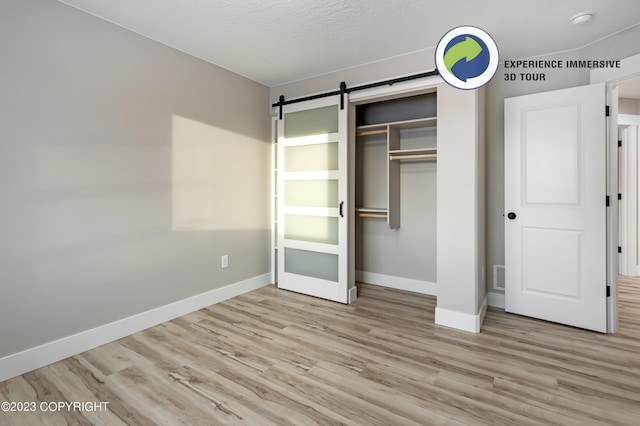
[507,212,517,220]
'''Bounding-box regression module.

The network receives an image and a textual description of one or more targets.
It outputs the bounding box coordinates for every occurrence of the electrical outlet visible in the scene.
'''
[221,255,229,268]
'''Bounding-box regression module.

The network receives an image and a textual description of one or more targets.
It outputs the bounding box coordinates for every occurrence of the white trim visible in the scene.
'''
[356,270,437,296]
[282,133,339,147]
[607,86,621,334]
[284,170,339,181]
[619,114,640,126]
[488,292,505,309]
[591,53,640,334]
[271,116,278,285]
[435,294,487,333]
[590,52,640,84]
[349,75,442,104]
[0,273,272,383]
[618,124,640,277]
[282,206,338,217]
[282,239,340,254]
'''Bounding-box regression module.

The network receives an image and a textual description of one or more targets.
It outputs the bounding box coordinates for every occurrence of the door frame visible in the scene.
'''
[347,75,442,289]
[591,52,640,333]
[618,115,640,277]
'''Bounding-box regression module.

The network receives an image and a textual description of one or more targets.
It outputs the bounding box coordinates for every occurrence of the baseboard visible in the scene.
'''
[488,291,505,309]
[435,294,488,333]
[356,270,437,296]
[0,273,271,383]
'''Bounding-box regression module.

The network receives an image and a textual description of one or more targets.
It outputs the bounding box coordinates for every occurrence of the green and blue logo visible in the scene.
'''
[435,26,499,89]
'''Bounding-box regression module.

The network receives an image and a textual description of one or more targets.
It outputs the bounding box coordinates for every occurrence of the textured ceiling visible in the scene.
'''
[58,0,640,87]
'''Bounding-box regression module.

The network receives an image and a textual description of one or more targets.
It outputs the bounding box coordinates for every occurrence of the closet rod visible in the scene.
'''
[358,213,388,219]
[272,69,439,118]
[389,153,437,161]
[356,129,387,137]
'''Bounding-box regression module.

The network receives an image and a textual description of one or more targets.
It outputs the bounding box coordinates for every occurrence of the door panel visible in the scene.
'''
[284,215,339,245]
[284,142,339,172]
[284,105,339,138]
[284,248,339,282]
[505,83,607,332]
[284,179,339,207]
[523,105,580,205]
[522,227,582,298]
[277,95,350,303]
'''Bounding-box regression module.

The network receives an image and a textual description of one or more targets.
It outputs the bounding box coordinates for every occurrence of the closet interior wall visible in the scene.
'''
[354,92,438,291]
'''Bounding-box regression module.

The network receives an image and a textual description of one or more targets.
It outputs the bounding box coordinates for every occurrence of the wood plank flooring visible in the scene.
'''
[1,280,640,425]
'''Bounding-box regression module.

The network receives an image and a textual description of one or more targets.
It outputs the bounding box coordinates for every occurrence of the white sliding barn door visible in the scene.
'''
[277,95,351,303]
[504,83,607,332]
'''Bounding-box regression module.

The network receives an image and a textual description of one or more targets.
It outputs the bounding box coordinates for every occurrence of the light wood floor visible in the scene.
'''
[1,280,640,425]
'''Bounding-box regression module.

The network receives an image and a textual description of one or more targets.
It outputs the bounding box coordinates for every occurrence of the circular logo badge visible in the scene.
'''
[435,26,499,90]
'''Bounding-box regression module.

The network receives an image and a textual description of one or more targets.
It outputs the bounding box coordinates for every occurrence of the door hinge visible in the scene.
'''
[606,195,610,207]
[619,140,622,147]
[618,246,622,253]
[618,193,622,200]
[606,105,610,116]
[606,286,611,297]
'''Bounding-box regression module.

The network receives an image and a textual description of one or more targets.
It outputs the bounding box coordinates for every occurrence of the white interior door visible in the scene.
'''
[618,120,640,277]
[505,83,607,332]
[277,95,350,303]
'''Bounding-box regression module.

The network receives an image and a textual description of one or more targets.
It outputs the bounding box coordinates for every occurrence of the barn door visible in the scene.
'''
[277,95,351,303]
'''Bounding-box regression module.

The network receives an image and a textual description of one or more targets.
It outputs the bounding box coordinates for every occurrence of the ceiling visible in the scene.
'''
[58,0,640,87]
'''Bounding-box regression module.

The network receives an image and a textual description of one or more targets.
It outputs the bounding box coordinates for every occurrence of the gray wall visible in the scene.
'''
[620,98,640,114]
[271,24,640,298]
[0,0,271,358]
[355,130,437,283]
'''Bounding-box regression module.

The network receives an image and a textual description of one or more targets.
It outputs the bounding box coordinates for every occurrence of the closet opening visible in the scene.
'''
[352,92,438,296]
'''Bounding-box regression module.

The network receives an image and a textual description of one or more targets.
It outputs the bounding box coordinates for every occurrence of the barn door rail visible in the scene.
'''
[273,69,439,119]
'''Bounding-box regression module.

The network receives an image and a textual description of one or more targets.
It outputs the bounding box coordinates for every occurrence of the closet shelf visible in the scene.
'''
[389,148,437,161]
[356,207,387,212]
[356,116,437,136]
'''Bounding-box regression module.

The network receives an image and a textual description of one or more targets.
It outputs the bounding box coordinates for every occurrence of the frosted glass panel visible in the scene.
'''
[285,105,339,138]
[284,180,338,207]
[285,215,338,244]
[285,248,338,282]
[285,142,338,172]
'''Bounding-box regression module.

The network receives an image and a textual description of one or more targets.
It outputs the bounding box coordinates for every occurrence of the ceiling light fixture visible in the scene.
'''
[571,11,594,25]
